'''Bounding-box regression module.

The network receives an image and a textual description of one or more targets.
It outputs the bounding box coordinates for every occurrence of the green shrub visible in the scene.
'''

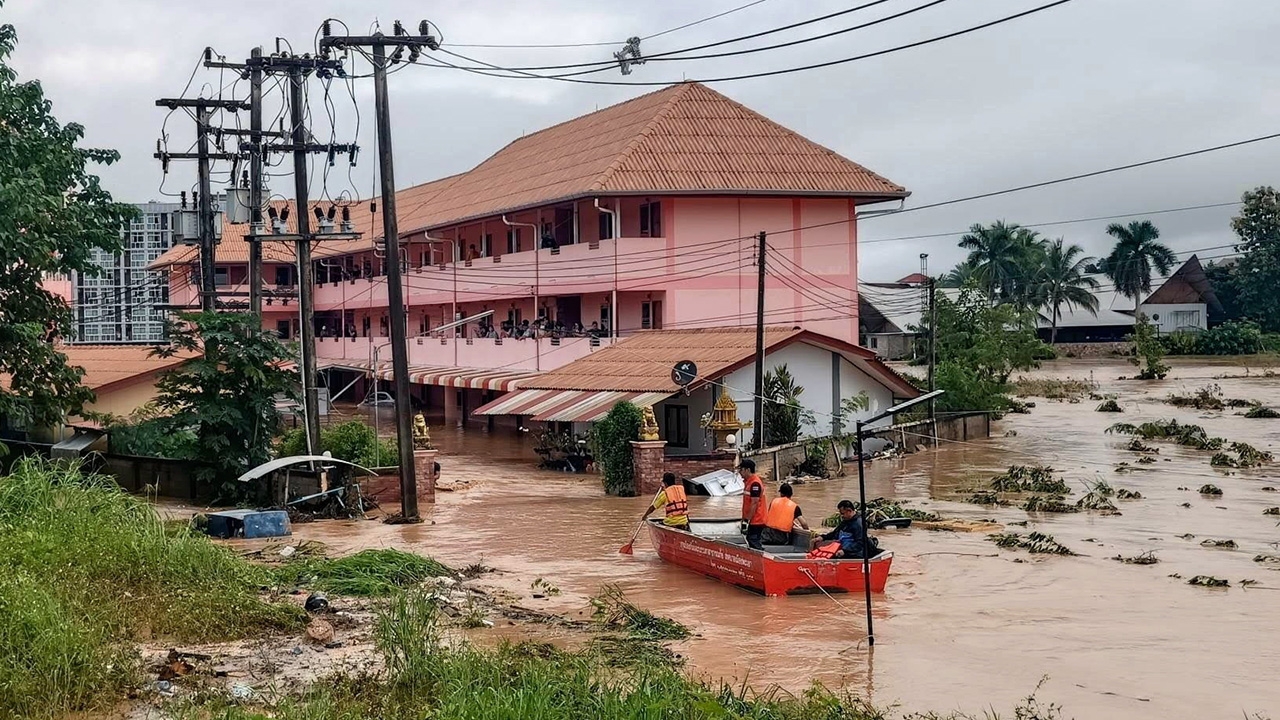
[591,402,642,496]
[279,420,397,468]
[1195,320,1265,355]
[1128,313,1169,379]
[1159,331,1200,356]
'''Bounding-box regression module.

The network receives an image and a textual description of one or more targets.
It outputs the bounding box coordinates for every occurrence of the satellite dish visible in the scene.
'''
[671,360,698,387]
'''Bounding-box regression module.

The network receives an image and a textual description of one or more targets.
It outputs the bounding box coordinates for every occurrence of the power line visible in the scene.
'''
[424,0,1077,86]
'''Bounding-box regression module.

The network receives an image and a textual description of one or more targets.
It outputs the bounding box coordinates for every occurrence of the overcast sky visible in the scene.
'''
[6,0,1280,280]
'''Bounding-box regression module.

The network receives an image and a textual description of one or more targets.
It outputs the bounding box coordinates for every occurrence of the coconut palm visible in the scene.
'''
[1035,238,1100,344]
[958,221,1045,305]
[1098,220,1178,311]
[939,257,980,288]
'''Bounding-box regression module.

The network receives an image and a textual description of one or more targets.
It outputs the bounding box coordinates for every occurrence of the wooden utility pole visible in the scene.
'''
[753,230,767,447]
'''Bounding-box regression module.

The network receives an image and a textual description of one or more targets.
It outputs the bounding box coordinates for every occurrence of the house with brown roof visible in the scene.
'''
[150,82,907,424]
[474,326,919,454]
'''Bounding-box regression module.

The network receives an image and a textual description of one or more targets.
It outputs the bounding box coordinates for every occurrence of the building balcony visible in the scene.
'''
[313,236,670,311]
[313,334,616,373]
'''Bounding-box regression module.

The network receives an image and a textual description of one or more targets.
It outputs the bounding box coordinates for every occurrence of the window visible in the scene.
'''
[663,405,689,448]
[598,211,614,240]
[214,267,229,286]
[507,228,520,254]
[639,201,661,237]
[1170,309,1201,329]
[275,266,293,287]
[640,300,663,330]
[869,336,879,349]
[276,320,291,339]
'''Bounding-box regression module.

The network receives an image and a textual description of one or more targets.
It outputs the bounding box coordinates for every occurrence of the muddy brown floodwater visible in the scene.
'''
[289,357,1280,718]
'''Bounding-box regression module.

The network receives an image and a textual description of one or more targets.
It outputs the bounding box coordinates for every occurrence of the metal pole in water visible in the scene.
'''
[856,419,875,646]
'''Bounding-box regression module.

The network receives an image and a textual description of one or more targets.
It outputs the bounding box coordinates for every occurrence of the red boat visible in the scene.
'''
[646,518,893,596]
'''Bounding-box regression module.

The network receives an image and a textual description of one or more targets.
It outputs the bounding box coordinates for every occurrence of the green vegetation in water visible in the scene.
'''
[276,548,453,597]
[1209,441,1272,468]
[1163,383,1253,411]
[988,465,1071,494]
[1095,398,1124,412]
[1264,507,1280,516]
[1116,488,1144,499]
[1107,419,1226,451]
[821,498,941,527]
[1076,490,1120,515]
[1188,575,1229,588]
[965,490,1011,506]
[590,585,690,641]
[0,459,304,719]
[1255,554,1280,565]
[1136,456,1157,465]
[278,420,397,468]
[1200,539,1238,549]
[1012,377,1095,400]
[1198,484,1223,495]
[1126,438,1157,453]
[1114,551,1159,565]
[1021,495,1079,514]
[989,531,1076,555]
[531,577,562,596]
[1245,405,1280,419]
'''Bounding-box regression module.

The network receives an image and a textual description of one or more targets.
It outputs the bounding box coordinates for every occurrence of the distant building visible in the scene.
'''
[72,201,180,343]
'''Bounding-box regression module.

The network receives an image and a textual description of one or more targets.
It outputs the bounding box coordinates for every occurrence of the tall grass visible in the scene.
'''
[0,458,304,718]
[276,548,453,596]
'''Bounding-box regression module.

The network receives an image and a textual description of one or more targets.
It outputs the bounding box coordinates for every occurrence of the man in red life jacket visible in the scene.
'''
[641,472,689,531]
[737,459,768,550]
[761,482,809,546]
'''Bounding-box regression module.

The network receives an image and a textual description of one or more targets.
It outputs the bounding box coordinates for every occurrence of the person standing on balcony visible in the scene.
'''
[466,244,480,261]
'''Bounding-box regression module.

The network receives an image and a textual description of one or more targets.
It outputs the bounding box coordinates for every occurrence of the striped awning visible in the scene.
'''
[473,389,674,423]
[317,359,537,392]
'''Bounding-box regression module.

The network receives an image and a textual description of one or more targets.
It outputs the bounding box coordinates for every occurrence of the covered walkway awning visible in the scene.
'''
[318,359,538,392]
[474,389,673,423]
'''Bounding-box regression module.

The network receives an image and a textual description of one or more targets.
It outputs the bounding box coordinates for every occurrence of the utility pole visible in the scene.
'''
[248,47,265,316]
[154,96,249,312]
[753,230,767,448]
[287,65,321,455]
[321,19,441,517]
[922,253,937,425]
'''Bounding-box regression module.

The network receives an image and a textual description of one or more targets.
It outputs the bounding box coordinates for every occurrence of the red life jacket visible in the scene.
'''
[807,541,840,559]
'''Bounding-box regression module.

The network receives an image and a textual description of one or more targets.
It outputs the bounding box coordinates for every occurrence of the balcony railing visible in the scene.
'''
[313,335,615,373]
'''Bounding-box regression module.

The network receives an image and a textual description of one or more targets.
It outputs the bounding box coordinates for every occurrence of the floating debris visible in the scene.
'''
[1254,554,1280,565]
[1187,575,1229,587]
[1265,507,1280,516]
[988,465,1071,494]
[1126,438,1157,453]
[1164,384,1243,411]
[1136,456,1156,465]
[1116,488,1143,500]
[1262,486,1278,492]
[1177,533,1197,540]
[1244,405,1280,419]
[1096,399,1124,413]
[1113,551,1159,565]
[1012,377,1096,400]
[590,585,690,640]
[1076,489,1121,514]
[1180,502,1192,508]
[966,491,1010,506]
[1198,484,1223,496]
[989,531,1075,555]
[1022,495,1079,513]
[1200,539,1238,549]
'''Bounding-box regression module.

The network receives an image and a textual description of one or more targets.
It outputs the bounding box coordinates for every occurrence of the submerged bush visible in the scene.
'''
[277,548,453,597]
[591,402,643,496]
[278,420,398,468]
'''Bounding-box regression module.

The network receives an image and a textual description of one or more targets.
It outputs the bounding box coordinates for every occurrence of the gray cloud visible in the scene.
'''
[7,0,1280,279]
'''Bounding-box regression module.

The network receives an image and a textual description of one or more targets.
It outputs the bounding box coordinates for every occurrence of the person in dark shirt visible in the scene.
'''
[817,499,874,558]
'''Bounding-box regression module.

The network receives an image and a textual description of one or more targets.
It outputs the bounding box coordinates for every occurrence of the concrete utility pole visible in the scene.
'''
[320,19,441,518]
[287,65,322,454]
[248,47,265,316]
[753,230,767,447]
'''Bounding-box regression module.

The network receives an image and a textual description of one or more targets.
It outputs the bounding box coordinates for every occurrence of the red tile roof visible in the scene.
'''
[57,344,198,392]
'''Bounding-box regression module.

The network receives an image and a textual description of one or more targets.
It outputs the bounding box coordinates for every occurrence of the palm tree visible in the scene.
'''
[1036,238,1100,344]
[958,221,1044,304]
[1098,220,1178,311]
[939,257,980,288]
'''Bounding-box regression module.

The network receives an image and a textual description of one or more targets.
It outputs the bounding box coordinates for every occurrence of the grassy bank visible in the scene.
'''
[0,458,304,718]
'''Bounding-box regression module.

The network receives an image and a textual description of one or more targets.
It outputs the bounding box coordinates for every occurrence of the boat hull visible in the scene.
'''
[647,519,892,596]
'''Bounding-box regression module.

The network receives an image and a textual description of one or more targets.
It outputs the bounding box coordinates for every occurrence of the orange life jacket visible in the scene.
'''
[663,484,688,518]
[807,541,840,559]
[765,497,798,533]
[741,475,768,526]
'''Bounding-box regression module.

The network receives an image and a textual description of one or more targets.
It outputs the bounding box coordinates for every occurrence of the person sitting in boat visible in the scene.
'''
[814,499,876,559]
[761,482,809,546]
[641,472,689,531]
[737,459,768,550]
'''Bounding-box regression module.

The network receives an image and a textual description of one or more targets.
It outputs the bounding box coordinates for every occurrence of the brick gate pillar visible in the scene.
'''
[412,448,438,504]
[630,440,667,496]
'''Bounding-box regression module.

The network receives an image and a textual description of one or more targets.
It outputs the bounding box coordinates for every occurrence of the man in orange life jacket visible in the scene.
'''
[641,472,689,531]
[761,482,809,546]
[737,459,768,550]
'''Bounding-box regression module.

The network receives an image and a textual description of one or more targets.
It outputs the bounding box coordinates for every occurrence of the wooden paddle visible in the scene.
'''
[618,520,645,554]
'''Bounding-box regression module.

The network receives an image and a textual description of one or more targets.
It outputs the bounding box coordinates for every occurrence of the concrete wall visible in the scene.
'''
[723,341,895,448]
[84,376,164,418]
[1140,302,1207,333]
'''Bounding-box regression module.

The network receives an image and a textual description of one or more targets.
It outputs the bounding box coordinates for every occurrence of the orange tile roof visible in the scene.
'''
[403,82,906,232]
[525,326,919,397]
[153,83,906,268]
[57,344,198,392]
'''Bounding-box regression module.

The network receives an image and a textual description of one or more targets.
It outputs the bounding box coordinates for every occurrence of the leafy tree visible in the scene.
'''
[1098,220,1177,312]
[915,286,1050,412]
[95,403,198,459]
[958,221,1046,307]
[762,365,809,446]
[152,312,299,500]
[1203,260,1246,323]
[1035,238,1099,344]
[1230,186,1280,332]
[1127,313,1169,380]
[591,402,642,496]
[0,16,137,430]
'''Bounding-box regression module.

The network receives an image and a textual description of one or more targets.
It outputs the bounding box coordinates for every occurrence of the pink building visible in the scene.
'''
[151,83,907,420]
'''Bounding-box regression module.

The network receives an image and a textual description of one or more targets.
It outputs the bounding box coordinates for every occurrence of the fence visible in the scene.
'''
[2,440,214,501]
